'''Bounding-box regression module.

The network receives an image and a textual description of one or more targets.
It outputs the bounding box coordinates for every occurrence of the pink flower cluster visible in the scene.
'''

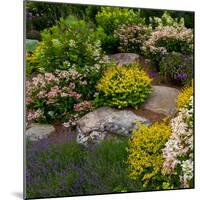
[27,109,43,121]
[47,86,61,98]
[74,101,92,112]
[26,69,92,123]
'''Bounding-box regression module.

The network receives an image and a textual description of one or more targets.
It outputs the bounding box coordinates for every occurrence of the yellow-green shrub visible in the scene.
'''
[95,64,152,109]
[176,85,193,110]
[127,122,171,189]
[26,42,46,76]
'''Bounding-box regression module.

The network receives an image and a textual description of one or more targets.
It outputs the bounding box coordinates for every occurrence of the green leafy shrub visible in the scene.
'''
[95,7,145,53]
[26,16,108,74]
[26,69,94,124]
[149,11,185,29]
[95,64,152,109]
[114,24,152,54]
[142,26,194,64]
[127,122,172,190]
[159,52,193,85]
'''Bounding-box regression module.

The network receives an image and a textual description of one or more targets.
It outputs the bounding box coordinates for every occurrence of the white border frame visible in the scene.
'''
[0,0,199,200]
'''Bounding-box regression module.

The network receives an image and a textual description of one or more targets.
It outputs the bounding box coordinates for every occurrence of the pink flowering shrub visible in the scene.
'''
[114,24,152,54]
[162,96,193,188]
[26,69,94,124]
[142,26,194,64]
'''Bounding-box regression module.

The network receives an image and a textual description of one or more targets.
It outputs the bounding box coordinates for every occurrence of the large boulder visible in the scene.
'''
[142,85,180,116]
[108,53,158,83]
[26,123,55,141]
[108,53,141,66]
[76,107,150,146]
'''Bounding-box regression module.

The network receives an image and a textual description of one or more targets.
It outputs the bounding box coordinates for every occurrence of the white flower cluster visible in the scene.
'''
[163,96,193,188]
[142,26,193,57]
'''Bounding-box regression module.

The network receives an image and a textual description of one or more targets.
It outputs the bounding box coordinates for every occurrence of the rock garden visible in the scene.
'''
[25,2,194,199]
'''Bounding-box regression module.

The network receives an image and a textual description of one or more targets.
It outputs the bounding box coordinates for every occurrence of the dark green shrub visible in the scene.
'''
[26,2,90,34]
[140,10,194,29]
[159,52,193,85]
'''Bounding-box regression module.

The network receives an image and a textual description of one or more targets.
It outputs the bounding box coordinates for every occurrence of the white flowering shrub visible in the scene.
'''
[142,26,194,64]
[26,16,109,75]
[162,96,193,188]
[114,24,152,54]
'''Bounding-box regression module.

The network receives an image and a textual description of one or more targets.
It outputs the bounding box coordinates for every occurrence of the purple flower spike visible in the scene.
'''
[149,71,157,78]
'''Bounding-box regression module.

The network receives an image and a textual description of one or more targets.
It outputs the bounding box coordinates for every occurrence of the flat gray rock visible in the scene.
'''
[142,85,180,116]
[26,123,55,141]
[76,107,150,146]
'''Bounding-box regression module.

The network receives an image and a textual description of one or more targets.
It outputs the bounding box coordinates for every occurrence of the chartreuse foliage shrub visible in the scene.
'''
[95,7,145,53]
[26,42,46,76]
[95,64,152,109]
[159,52,193,85]
[176,85,193,110]
[114,24,152,54]
[26,16,107,75]
[127,122,172,190]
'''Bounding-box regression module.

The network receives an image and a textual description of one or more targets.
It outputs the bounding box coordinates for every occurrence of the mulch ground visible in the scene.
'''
[46,125,77,145]
[132,108,166,122]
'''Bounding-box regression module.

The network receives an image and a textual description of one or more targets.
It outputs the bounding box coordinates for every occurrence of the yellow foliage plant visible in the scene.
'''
[96,64,152,109]
[127,122,171,189]
[176,84,193,110]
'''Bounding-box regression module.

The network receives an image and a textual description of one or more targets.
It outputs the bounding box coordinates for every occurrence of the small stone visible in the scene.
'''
[26,123,55,141]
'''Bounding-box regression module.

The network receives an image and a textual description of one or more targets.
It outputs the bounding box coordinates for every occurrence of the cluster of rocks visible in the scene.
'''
[25,53,180,146]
